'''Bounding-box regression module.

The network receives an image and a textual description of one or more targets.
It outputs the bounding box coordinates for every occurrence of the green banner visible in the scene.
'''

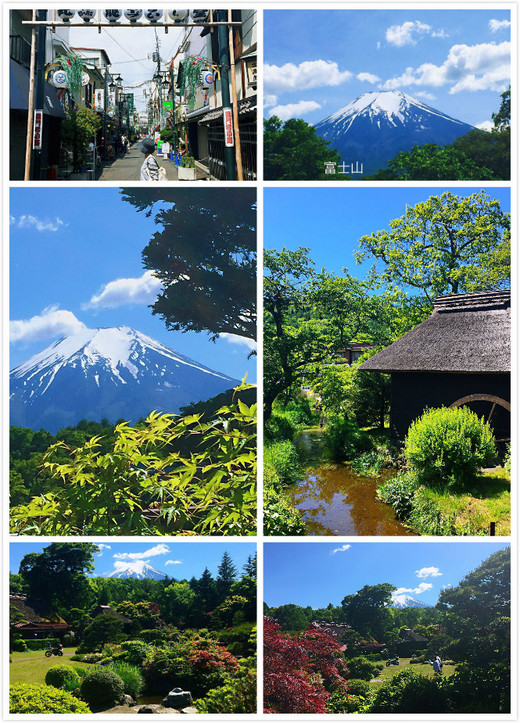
[162,100,173,111]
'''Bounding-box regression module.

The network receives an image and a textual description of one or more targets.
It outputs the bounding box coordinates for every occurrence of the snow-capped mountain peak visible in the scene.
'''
[313,89,475,176]
[108,560,167,580]
[391,594,432,609]
[10,326,239,432]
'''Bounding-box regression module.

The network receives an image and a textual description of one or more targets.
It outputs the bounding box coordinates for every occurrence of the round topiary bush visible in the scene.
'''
[404,406,496,487]
[369,668,448,713]
[45,665,81,691]
[10,683,91,714]
[345,656,378,681]
[80,668,125,709]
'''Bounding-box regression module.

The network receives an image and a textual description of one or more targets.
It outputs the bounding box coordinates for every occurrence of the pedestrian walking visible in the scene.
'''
[429,654,443,675]
[138,138,162,181]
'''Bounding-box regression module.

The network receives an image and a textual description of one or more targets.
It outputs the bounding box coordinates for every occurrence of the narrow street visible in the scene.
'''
[97,143,208,181]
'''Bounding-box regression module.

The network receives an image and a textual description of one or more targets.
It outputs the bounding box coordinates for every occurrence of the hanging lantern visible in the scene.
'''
[144,9,163,23]
[56,10,75,22]
[103,9,123,23]
[191,9,209,23]
[168,9,189,23]
[124,9,143,22]
[77,9,96,22]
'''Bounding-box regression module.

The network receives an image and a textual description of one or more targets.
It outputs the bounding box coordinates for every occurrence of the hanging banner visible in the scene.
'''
[223,107,234,147]
[33,110,43,150]
[94,89,105,111]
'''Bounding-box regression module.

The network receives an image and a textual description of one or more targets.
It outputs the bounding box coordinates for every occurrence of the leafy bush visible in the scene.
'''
[263,486,306,536]
[369,668,448,713]
[346,656,377,681]
[351,449,385,476]
[264,410,300,442]
[102,662,144,699]
[324,418,373,461]
[138,629,167,644]
[23,637,60,650]
[344,678,371,697]
[405,406,496,487]
[9,683,91,714]
[120,640,152,666]
[80,668,125,709]
[45,665,81,692]
[195,657,256,713]
[326,691,367,713]
[215,623,256,658]
[264,440,301,487]
[378,473,419,519]
[10,638,27,652]
[446,662,510,713]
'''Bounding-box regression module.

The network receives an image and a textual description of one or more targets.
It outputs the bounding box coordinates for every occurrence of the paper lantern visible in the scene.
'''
[168,9,189,23]
[77,9,96,22]
[56,10,75,22]
[124,9,143,22]
[144,9,163,23]
[103,9,123,22]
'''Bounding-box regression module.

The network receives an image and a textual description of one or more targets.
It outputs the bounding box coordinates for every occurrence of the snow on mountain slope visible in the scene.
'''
[108,560,167,580]
[314,90,475,175]
[391,594,432,609]
[10,326,239,432]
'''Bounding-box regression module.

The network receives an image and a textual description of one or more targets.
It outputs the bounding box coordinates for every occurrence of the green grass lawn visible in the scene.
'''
[10,647,93,685]
[369,658,457,688]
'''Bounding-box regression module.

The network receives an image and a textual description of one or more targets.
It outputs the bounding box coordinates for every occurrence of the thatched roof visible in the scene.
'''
[360,291,510,374]
[93,605,132,624]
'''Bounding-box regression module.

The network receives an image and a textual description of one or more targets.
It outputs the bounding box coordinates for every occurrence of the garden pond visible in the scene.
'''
[288,430,413,536]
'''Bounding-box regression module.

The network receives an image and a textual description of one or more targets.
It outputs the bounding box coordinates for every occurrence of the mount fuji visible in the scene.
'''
[108,560,167,580]
[314,90,475,176]
[10,326,239,433]
[391,594,432,609]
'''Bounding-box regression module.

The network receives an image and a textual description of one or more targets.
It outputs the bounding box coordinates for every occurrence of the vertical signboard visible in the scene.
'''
[223,107,234,147]
[33,110,43,150]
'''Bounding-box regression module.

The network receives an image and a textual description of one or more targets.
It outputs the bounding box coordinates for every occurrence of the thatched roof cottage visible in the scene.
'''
[360,291,510,443]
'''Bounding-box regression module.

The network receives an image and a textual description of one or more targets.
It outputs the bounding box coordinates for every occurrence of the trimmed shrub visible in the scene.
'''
[102,662,144,699]
[194,658,256,713]
[23,637,60,650]
[369,668,448,713]
[326,691,367,714]
[120,640,152,666]
[139,629,167,644]
[325,418,373,461]
[405,406,496,487]
[344,678,371,697]
[264,440,301,487]
[346,656,378,681]
[80,668,125,709]
[45,665,81,692]
[9,683,91,714]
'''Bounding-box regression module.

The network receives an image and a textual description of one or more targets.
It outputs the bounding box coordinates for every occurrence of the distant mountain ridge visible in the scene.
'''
[10,326,239,433]
[391,594,432,609]
[314,90,475,175]
[108,560,167,580]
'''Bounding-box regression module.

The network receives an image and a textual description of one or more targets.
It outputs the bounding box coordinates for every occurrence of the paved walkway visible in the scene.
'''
[97,143,208,182]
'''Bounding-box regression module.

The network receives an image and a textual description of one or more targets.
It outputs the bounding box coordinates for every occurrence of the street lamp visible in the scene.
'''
[102,69,114,161]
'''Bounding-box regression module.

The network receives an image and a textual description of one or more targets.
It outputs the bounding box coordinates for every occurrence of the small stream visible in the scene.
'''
[288,430,414,536]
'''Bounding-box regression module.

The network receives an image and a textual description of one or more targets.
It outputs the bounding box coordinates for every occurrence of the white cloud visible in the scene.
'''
[14,215,66,232]
[219,333,258,351]
[386,21,431,47]
[415,91,436,101]
[416,566,442,578]
[476,120,494,131]
[165,560,182,566]
[490,19,510,33]
[97,544,111,556]
[113,544,170,561]
[357,72,380,84]
[10,306,88,344]
[264,94,278,107]
[267,100,322,121]
[84,270,163,309]
[393,582,433,596]
[331,544,351,555]
[265,60,352,94]
[382,41,510,94]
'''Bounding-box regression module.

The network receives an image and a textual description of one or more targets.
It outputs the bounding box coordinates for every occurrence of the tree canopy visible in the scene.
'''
[356,190,510,302]
[121,188,256,340]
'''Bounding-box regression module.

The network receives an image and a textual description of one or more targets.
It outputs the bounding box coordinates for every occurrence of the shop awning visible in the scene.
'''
[10,59,66,118]
[198,95,257,124]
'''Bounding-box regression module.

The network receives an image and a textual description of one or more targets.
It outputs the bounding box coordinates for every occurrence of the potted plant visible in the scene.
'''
[177,154,196,180]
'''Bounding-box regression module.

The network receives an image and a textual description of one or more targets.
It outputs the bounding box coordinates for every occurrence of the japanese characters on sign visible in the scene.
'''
[324,161,364,175]
[223,107,234,147]
[33,110,43,150]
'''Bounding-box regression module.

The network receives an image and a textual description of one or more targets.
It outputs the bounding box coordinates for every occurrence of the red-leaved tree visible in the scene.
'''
[264,617,349,713]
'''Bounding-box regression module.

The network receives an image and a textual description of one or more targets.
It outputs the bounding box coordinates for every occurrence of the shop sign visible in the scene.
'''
[223,107,234,147]
[33,109,43,150]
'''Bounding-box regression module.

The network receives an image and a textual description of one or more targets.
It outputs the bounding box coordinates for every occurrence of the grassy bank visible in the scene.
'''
[370,658,457,688]
[10,648,92,686]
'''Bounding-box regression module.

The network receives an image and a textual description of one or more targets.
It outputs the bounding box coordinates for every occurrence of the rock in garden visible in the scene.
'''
[138,705,161,714]
[161,688,192,709]
[123,695,136,706]
[181,707,198,714]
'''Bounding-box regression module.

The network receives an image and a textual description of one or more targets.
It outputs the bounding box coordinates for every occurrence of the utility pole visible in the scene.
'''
[216,8,236,180]
[24,10,37,180]
[32,8,47,180]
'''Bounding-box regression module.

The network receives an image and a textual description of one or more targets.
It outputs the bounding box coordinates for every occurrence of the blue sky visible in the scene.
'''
[264,186,511,279]
[264,542,510,608]
[264,9,511,129]
[10,541,256,579]
[9,188,256,382]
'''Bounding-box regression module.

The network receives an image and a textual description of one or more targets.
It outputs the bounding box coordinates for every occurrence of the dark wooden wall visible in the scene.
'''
[390,372,510,443]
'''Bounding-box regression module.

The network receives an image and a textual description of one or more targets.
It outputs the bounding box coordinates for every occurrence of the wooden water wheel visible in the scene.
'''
[449,394,510,442]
